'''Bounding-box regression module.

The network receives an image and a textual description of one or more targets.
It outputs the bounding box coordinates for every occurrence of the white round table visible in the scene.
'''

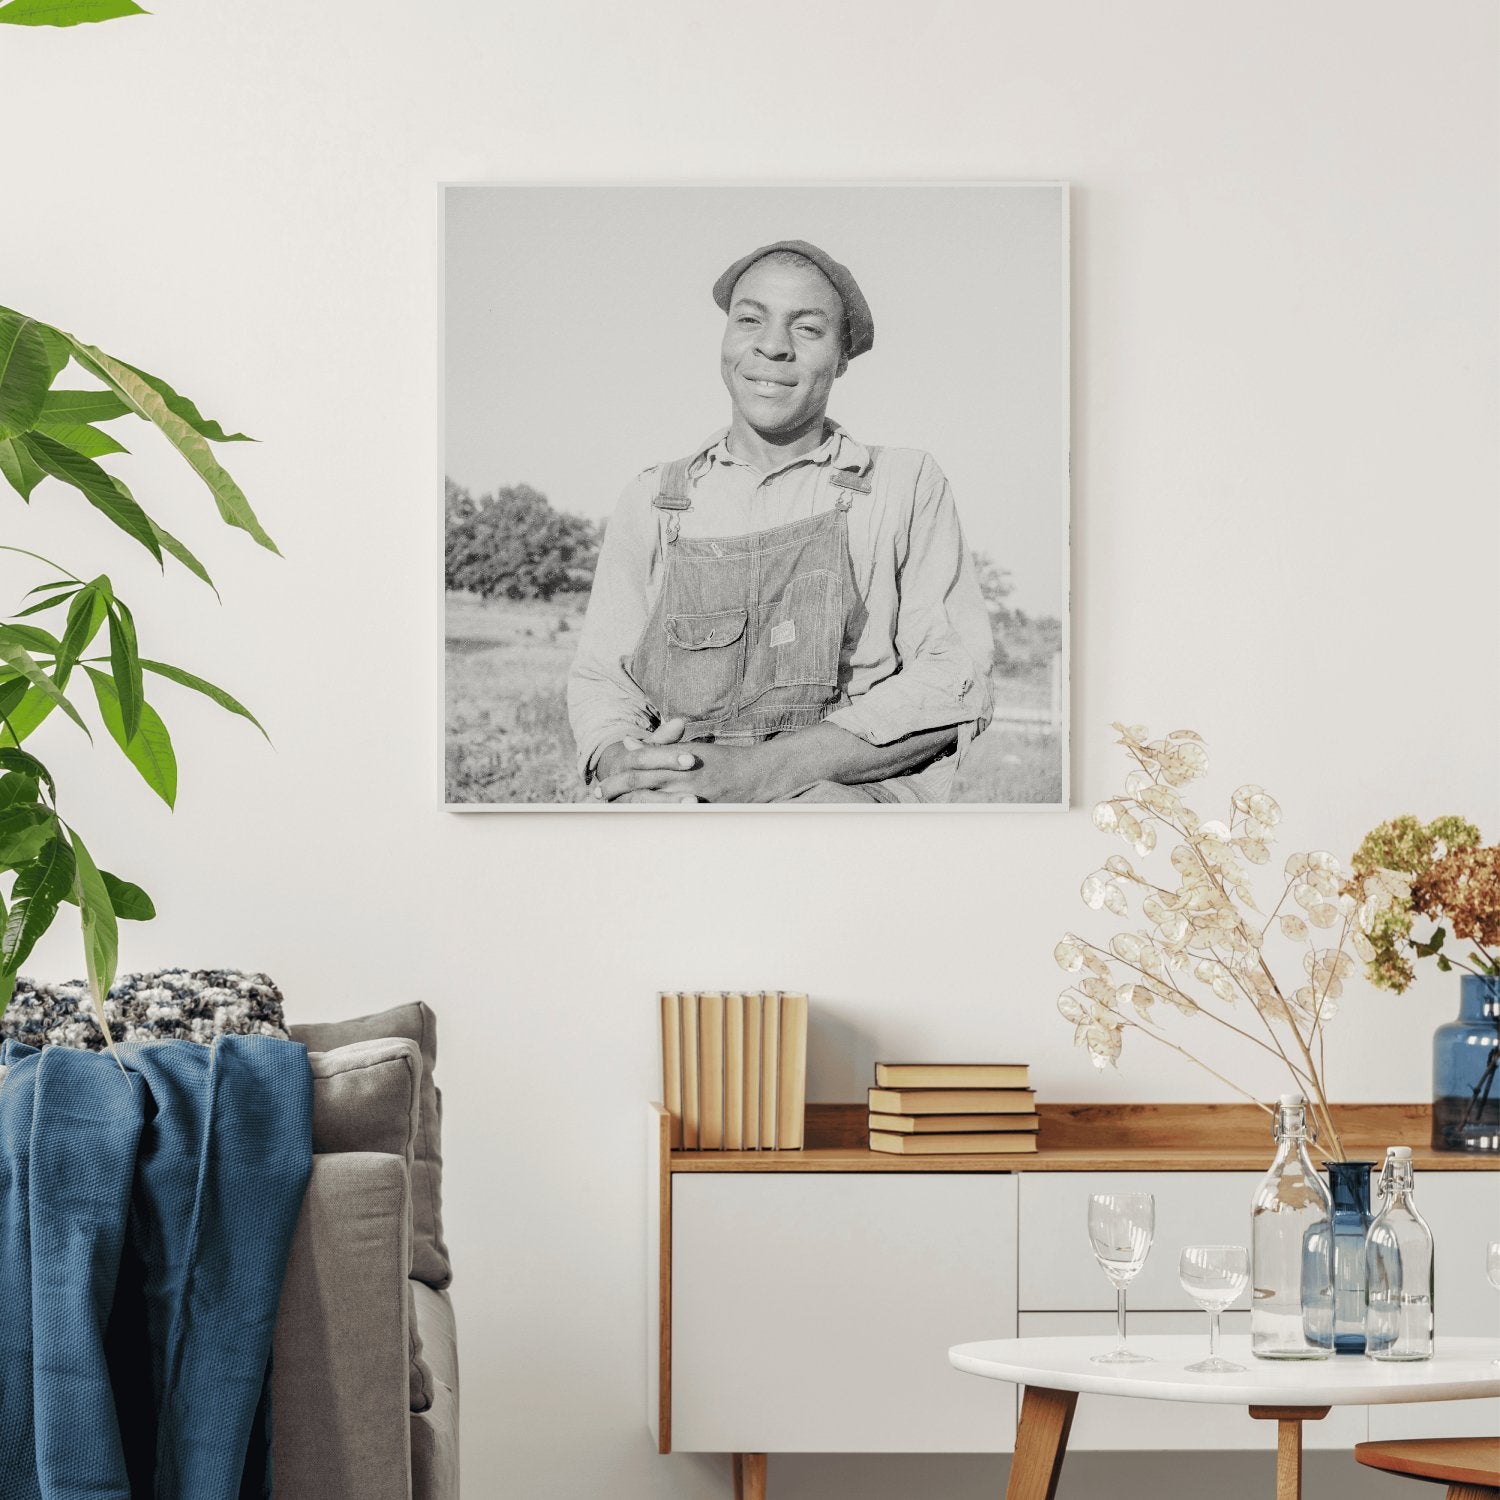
[948,1335,1500,1500]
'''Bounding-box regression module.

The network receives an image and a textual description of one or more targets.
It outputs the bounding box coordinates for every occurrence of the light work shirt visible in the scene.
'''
[567,422,996,798]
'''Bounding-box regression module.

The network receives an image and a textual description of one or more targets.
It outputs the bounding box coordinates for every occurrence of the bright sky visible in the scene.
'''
[444,184,1067,617]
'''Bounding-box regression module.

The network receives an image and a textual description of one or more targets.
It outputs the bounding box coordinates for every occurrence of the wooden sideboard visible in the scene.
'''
[646,1102,1500,1495]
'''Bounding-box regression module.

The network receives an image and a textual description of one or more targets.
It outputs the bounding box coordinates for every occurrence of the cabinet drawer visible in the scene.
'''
[1016,1312,1368,1450]
[1020,1172,1262,1311]
[672,1173,1017,1453]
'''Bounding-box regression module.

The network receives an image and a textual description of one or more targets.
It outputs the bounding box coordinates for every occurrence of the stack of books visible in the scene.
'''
[660,992,808,1151]
[867,1062,1039,1154]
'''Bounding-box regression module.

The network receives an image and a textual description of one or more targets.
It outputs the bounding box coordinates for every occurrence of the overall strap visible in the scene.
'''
[651,456,695,511]
[827,444,880,496]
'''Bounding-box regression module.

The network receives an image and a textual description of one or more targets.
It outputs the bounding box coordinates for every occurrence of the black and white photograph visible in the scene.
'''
[443,183,1069,809]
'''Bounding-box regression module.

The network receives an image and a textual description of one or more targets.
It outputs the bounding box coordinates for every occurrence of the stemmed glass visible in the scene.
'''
[1487,1242,1500,1364]
[1087,1192,1155,1364]
[1180,1245,1249,1372]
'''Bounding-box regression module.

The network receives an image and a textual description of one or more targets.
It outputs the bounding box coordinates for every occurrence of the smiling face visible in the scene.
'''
[719,255,848,446]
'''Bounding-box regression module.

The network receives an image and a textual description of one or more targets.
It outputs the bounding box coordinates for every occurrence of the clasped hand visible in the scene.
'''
[591,719,767,805]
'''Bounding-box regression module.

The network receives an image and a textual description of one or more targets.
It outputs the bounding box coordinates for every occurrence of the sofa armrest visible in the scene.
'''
[272,1152,413,1500]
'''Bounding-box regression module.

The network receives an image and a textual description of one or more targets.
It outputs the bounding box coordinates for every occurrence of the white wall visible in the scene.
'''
[5,2,1496,1496]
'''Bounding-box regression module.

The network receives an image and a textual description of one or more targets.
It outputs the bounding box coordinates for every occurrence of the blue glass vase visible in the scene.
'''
[1432,976,1500,1154]
[1321,1159,1375,1353]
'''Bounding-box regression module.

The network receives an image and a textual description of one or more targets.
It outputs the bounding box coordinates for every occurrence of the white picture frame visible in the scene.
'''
[441,182,1070,811]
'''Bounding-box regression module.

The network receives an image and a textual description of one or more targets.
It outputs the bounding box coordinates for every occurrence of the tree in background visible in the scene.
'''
[445,480,598,602]
[971,549,1062,678]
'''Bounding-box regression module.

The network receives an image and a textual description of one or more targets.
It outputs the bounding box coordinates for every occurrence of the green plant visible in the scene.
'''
[0,304,274,1034]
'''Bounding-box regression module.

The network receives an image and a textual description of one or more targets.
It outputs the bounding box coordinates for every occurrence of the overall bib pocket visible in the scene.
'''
[661,607,748,722]
[740,566,841,710]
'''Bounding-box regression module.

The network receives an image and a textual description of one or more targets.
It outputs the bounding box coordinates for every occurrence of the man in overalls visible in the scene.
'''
[567,239,994,804]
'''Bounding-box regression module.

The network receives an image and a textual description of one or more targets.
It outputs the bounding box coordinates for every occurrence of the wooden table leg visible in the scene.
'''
[733,1453,766,1500]
[1248,1406,1331,1500]
[1006,1385,1078,1500]
[1445,1487,1500,1500]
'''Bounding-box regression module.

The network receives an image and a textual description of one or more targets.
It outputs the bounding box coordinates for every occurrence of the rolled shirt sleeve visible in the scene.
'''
[566,474,660,780]
[824,453,995,746]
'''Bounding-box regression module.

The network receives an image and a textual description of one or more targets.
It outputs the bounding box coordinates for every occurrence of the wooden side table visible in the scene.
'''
[1355,1436,1500,1498]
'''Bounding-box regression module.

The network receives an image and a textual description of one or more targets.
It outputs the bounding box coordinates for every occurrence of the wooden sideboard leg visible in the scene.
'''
[1006,1385,1078,1500]
[733,1453,767,1500]
[1248,1405,1330,1500]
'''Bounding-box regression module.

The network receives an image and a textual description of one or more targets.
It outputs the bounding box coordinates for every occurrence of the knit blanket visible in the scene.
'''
[0,1034,312,1500]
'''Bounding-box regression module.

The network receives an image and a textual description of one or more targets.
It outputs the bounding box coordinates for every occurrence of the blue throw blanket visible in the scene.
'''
[0,1035,312,1500]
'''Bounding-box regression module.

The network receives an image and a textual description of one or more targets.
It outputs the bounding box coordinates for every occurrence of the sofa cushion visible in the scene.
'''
[0,969,287,1050]
[409,1284,459,1500]
[306,1037,433,1412]
[289,1003,450,1289]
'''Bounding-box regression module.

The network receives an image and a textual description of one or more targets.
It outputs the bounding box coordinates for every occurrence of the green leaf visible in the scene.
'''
[0,747,55,794]
[106,599,142,743]
[101,870,153,921]
[0,309,52,441]
[0,690,55,744]
[149,521,216,592]
[65,341,277,554]
[31,416,129,459]
[0,0,148,24]
[24,579,82,598]
[1437,954,1452,972]
[39,389,131,425]
[0,629,89,738]
[1,623,62,656]
[0,436,46,500]
[85,666,175,805]
[0,806,54,865]
[117,360,253,443]
[13,593,75,618]
[0,678,27,723]
[140,656,269,740]
[55,582,107,686]
[0,772,38,812]
[17,432,163,563]
[1,832,74,979]
[67,828,118,1048]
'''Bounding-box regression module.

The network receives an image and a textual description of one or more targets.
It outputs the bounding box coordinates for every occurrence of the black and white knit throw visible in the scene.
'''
[0,969,288,1051]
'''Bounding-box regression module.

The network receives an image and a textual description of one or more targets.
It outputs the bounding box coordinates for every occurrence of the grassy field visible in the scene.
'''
[446,592,1063,806]
[445,594,589,804]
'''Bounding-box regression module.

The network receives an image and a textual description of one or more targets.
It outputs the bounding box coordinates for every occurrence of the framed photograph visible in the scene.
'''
[442,182,1069,811]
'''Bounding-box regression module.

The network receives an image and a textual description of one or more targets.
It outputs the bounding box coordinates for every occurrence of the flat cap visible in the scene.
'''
[712,239,874,359]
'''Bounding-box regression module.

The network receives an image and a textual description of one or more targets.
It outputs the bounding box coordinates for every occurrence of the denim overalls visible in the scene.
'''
[629,450,878,745]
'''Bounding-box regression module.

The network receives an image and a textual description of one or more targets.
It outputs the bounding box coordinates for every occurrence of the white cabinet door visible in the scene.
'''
[672,1173,1017,1453]
[1015,1312,1368,1450]
[1367,1171,1500,1442]
[1020,1172,1263,1311]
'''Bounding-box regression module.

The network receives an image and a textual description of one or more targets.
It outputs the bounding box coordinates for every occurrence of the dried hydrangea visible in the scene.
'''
[1346,815,1492,992]
[1056,723,1401,1160]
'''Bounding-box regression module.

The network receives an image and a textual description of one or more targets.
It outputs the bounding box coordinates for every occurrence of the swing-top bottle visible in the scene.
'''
[1251,1092,1334,1359]
[1364,1146,1434,1361]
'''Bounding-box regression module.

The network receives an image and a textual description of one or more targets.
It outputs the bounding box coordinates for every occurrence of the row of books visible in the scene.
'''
[867,1062,1040,1155]
[660,991,807,1150]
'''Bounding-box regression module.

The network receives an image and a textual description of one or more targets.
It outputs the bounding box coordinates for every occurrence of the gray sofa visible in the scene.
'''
[272,1003,459,1500]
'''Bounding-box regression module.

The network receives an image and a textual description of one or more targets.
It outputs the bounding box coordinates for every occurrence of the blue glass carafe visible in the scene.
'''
[1319,1159,1375,1353]
[1432,975,1500,1154]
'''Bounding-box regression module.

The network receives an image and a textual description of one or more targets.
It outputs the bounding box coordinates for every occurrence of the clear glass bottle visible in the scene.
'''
[1251,1093,1334,1359]
[1364,1146,1435,1360]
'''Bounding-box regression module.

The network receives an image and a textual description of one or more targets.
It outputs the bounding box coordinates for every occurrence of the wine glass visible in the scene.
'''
[1087,1192,1155,1364]
[1487,1242,1500,1364]
[1180,1245,1249,1373]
